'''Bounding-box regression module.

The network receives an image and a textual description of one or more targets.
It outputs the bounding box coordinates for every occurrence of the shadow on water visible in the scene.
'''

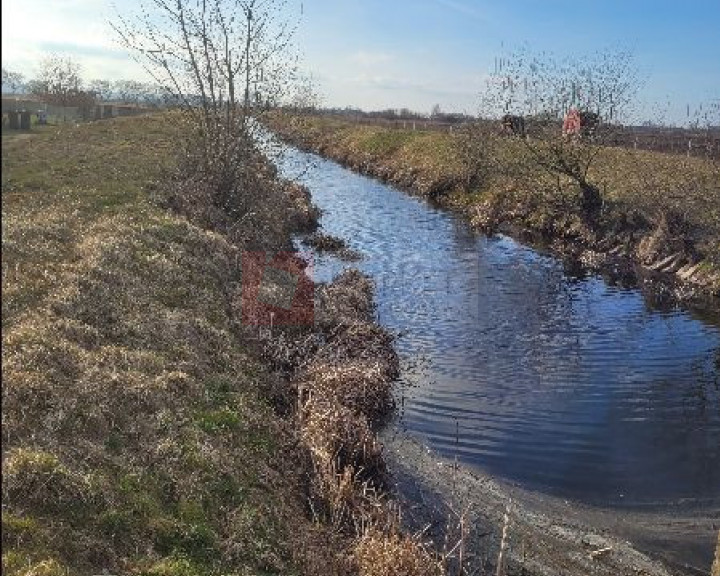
[274,142,720,509]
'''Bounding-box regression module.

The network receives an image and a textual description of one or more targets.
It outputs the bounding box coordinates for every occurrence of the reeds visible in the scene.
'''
[293,268,444,573]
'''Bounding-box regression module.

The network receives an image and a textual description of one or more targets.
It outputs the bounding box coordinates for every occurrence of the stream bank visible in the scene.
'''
[267,113,720,307]
[270,130,720,576]
[381,427,718,576]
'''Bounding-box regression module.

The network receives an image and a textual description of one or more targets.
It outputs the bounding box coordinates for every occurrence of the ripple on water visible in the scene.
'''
[277,144,720,507]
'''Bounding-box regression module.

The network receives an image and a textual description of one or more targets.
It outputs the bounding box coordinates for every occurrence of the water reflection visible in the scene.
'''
[275,145,720,506]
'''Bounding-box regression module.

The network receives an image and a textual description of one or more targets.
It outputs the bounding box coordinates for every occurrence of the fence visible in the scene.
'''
[605,130,720,160]
[326,113,720,160]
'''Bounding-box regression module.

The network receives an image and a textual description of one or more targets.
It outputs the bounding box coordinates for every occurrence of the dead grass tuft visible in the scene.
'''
[301,360,394,421]
[2,449,95,516]
[355,528,445,576]
[304,232,362,261]
[301,398,385,478]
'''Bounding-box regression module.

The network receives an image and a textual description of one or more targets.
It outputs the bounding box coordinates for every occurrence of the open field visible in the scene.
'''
[267,113,720,300]
[308,112,720,160]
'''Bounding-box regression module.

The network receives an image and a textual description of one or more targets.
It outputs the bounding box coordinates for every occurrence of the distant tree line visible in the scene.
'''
[305,105,475,124]
[2,55,175,110]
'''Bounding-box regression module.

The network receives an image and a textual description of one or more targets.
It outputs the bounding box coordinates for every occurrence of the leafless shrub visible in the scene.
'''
[480,47,643,223]
[113,0,300,225]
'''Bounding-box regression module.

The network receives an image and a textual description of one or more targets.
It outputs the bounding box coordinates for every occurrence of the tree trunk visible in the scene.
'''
[579,181,602,225]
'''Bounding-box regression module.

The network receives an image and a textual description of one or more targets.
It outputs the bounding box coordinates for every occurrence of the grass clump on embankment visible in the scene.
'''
[267,113,720,299]
[286,269,444,574]
[303,232,362,260]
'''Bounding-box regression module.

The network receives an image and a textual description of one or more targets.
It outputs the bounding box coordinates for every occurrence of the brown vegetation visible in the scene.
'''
[304,231,362,260]
[355,528,445,576]
[293,268,442,572]
[1,114,348,575]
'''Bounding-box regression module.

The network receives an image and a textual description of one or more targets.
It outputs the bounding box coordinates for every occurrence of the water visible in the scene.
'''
[275,144,720,507]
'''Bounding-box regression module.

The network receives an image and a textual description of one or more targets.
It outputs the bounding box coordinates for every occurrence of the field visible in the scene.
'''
[311,112,720,160]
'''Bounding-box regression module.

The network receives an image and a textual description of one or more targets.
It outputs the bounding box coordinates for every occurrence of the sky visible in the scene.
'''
[2,0,719,125]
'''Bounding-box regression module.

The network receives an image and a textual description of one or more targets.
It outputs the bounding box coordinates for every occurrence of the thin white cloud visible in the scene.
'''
[350,50,395,68]
[1,0,147,80]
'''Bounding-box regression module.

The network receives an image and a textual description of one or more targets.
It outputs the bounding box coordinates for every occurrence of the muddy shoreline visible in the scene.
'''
[379,425,719,576]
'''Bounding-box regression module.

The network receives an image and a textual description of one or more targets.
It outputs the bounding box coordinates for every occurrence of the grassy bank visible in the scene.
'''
[2,113,452,575]
[1,115,336,575]
[267,113,720,300]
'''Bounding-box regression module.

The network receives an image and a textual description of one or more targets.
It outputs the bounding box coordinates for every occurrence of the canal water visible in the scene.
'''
[274,142,720,507]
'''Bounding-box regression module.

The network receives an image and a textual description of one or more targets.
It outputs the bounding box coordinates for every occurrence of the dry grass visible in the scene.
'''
[1,115,347,575]
[355,528,445,576]
[279,267,445,574]
[304,232,362,261]
[301,361,393,421]
[296,270,396,525]
[3,112,444,576]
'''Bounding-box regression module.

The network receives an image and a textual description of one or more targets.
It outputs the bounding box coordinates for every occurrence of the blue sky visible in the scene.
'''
[3,0,719,124]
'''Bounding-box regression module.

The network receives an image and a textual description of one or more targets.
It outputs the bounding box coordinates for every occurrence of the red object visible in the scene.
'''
[241,251,314,326]
[563,108,581,136]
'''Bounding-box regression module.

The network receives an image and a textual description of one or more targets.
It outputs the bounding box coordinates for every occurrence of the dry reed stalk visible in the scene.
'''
[495,500,512,576]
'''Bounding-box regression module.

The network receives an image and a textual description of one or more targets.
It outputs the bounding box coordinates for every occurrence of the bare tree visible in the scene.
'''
[89,79,114,101]
[480,47,643,223]
[112,0,299,219]
[112,0,297,164]
[2,67,25,94]
[31,55,86,121]
[290,72,323,112]
[114,79,149,105]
